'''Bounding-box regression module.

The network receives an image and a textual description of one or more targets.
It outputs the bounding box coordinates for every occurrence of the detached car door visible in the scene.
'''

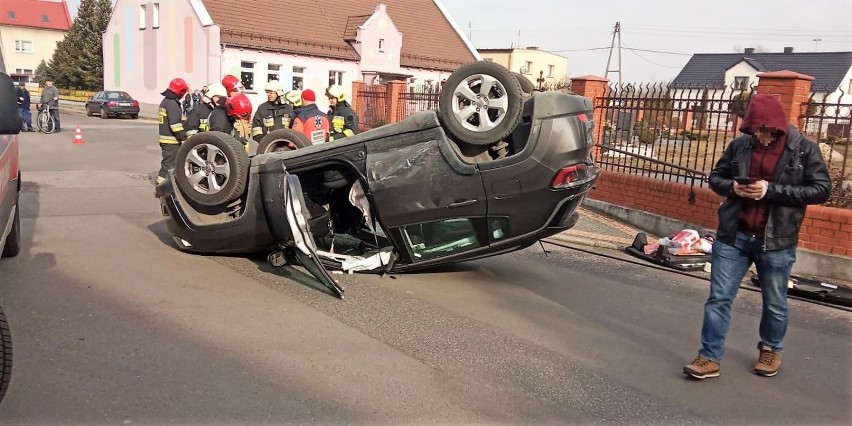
[258,162,343,298]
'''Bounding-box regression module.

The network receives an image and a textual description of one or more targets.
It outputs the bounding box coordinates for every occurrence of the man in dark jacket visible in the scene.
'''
[325,84,358,141]
[251,79,292,142]
[157,78,190,185]
[684,94,831,380]
[16,82,33,132]
[184,82,225,137]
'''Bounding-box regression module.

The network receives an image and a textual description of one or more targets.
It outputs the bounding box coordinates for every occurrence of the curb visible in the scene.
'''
[58,104,159,121]
[547,233,622,251]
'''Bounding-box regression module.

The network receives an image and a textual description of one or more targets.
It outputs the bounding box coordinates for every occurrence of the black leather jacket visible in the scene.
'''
[709,125,831,251]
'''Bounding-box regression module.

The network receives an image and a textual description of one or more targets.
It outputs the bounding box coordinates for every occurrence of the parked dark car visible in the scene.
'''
[156,62,600,298]
[0,71,20,403]
[85,90,140,119]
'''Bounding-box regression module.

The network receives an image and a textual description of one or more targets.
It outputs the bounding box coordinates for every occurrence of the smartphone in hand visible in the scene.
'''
[734,177,752,185]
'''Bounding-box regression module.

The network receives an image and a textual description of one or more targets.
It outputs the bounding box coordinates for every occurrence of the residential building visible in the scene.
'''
[478,47,568,89]
[672,48,852,103]
[0,0,71,83]
[103,0,479,111]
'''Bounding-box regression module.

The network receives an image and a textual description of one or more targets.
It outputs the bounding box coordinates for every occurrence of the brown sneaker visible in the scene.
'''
[683,356,720,379]
[754,346,782,377]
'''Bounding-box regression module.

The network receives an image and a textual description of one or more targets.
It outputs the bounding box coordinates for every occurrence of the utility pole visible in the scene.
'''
[604,22,623,86]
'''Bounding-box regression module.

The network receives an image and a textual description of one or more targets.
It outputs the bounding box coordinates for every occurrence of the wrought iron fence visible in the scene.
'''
[593,82,756,188]
[800,90,852,208]
[357,84,388,130]
[397,85,441,121]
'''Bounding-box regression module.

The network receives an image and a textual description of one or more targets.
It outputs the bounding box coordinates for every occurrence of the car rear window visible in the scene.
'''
[0,74,21,135]
[106,92,132,100]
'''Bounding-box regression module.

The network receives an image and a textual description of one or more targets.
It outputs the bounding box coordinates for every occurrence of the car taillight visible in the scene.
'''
[551,164,590,189]
[108,101,118,107]
[132,100,139,107]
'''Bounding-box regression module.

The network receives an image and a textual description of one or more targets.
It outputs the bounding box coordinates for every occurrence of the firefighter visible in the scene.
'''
[226,93,254,154]
[184,83,226,137]
[325,84,359,141]
[290,89,329,144]
[222,74,243,96]
[251,80,293,143]
[157,78,190,185]
[208,88,235,136]
[284,89,303,117]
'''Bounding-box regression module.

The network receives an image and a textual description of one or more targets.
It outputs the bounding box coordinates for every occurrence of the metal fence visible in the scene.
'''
[800,90,851,208]
[592,83,756,189]
[397,85,441,121]
[357,84,388,130]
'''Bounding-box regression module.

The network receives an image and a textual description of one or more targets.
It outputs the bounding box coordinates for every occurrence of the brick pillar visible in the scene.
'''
[386,80,407,124]
[570,75,609,155]
[756,70,814,127]
[351,81,366,127]
[680,109,694,131]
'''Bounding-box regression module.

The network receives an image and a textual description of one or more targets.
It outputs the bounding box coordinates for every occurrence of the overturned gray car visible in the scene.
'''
[157,61,600,298]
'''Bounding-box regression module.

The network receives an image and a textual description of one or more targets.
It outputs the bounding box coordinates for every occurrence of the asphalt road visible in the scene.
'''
[0,114,849,425]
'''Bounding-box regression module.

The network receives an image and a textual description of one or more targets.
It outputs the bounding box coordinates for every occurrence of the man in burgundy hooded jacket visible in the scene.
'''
[684,94,831,380]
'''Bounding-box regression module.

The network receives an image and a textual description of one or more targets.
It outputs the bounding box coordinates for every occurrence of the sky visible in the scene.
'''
[66,0,851,82]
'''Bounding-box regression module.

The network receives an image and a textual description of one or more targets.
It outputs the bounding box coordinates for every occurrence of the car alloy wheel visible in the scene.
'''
[184,143,232,196]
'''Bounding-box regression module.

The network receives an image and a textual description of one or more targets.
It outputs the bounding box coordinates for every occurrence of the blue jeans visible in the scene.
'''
[19,107,32,130]
[698,233,796,362]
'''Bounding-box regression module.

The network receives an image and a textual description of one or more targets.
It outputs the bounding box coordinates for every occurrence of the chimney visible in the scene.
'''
[744,48,755,54]
[783,46,794,54]
[375,3,386,13]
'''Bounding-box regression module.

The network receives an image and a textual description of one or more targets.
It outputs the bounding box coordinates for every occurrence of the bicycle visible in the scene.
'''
[36,104,56,134]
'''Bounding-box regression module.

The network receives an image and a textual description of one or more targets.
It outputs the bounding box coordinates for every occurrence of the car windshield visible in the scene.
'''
[106,92,132,100]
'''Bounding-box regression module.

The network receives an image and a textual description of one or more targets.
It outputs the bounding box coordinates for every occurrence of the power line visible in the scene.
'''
[621,42,684,69]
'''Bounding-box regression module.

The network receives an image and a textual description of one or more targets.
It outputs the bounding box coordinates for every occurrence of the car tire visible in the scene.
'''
[438,61,523,146]
[512,72,536,94]
[175,131,249,206]
[100,107,108,119]
[131,114,139,120]
[257,129,311,154]
[86,106,93,117]
[0,305,11,404]
[1,197,20,258]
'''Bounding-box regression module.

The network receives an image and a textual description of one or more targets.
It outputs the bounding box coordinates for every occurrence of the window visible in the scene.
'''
[240,61,255,91]
[268,64,281,82]
[41,14,49,22]
[14,40,33,53]
[848,79,852,94]
[401,218,482,261]
[152,3,159,28]
[329,71,344,86]
[292,66,305,90]
[379,38,385,51]
[483,58,493,62]
[733,76,749,90]
[139,4,146,29]
[14,68,33,75]
[7,11,15,19]
[548,65,554,77]
[524,61,533,74]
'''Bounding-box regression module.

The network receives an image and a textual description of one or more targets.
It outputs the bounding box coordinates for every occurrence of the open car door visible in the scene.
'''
[283,174,344,298]
[259,163,343,298]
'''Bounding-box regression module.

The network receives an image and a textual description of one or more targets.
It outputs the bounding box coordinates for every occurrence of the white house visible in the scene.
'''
[0,0,71,83]
[102,0,479,112]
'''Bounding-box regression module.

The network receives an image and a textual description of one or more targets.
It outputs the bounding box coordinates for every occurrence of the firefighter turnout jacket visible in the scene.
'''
[328,101,359,141]
[291,104,330,144]
[158,95,188,144]
[208,102,235,135]
[184,102,214,136]
[251,101,294,142]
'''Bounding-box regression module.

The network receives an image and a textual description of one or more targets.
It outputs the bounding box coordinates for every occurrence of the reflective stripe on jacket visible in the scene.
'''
[158,97,187,145]
[290,104,329,144]
[251,101,293,142]
[328,102,358,141]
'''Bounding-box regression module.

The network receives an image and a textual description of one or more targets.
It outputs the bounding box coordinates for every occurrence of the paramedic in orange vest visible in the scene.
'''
[290,89,329,144]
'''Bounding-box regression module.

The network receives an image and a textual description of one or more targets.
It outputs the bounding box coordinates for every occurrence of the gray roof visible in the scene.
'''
[672,52,852,91]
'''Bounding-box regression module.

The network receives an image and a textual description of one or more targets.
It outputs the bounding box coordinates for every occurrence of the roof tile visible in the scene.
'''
[0,0,71,31]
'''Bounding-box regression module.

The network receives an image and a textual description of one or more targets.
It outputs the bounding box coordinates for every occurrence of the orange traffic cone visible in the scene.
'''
[73,125,84,144]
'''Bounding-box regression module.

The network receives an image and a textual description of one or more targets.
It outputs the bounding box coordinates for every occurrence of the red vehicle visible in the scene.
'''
[0,71,19,404]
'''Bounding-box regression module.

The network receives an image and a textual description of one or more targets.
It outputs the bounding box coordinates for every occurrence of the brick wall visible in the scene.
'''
[589,170,852,257]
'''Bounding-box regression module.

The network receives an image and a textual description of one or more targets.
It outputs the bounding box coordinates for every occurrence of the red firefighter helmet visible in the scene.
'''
[221,74,243,94]
[165,78,189,97]
[226,93,253,118]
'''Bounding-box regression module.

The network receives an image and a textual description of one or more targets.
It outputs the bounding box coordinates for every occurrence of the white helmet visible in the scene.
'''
[205,82,227,101]
[325,84,346,102]
[265,79,285,97]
